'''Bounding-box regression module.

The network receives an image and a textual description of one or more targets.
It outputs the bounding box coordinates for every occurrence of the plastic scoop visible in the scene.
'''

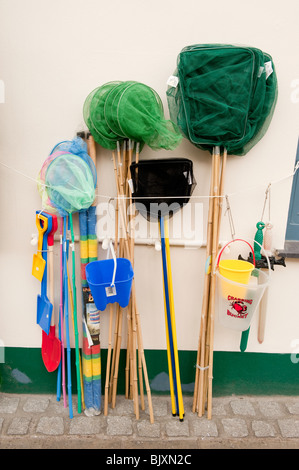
[42,213,61,372]
[36,212,53,334]
[32,213,48,281]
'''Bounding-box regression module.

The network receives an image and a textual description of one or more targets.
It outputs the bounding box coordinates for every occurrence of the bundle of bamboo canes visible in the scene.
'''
[104,139,154,424]
[192,146,227,419]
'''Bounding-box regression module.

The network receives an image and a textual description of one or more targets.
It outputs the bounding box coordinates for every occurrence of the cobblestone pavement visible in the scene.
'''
[1,393,299,449]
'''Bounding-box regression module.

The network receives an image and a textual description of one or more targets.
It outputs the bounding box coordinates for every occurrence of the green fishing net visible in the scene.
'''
[83,81,122,150]
[48,137,98,187]
[167,44,278,155]
[38,137,97,214]
[45,153,96,214]
[84,80,182,151]
[37,151,63,215]
[103,81,137,139]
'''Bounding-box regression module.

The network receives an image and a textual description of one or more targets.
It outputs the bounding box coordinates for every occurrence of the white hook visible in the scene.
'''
[101,238,110,250]
[155,240,161,251]
[31,233,38,246]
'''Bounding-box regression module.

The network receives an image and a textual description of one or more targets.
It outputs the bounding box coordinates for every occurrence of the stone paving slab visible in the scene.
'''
[1,393,299,449]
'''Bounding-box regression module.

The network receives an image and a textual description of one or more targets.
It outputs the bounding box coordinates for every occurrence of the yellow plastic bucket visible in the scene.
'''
[218,259,254,284]
[215,238,270,331]
[216,267,269,331]
[216,238,255,301]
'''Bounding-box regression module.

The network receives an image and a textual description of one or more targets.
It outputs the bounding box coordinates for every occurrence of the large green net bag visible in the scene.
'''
[167,44,278,155]
[84,80,182,151]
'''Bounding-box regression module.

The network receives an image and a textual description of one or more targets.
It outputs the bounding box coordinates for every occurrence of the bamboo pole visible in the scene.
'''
[111,141,138,414]
[104,303,114,415]
[125,297,132,399]
[204,147,227,418]
[108,146,126,406]
[107,167,120,405]
[136,317,145,411]
[131,141,146,415]
[207,147,221,419]
[108,304,119,403]
[124,143,132,399]
[125,141,134,401]
[199,148,220,417]
[106,140,153,423]
[193,146,226,418]
[201,149,220,415]
[132,280,154,423]
[217,148,227,243]
[111,218,126,408]
[127,141,139,419]
[193,149,215,416]
[111,303,124,408]
[122,139,139,418]
[125,141,153,422]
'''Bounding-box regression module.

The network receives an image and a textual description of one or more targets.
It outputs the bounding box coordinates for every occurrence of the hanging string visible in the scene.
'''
[224,195,236,240]
[0,159,298,202]
[260,183,271,222]
[260,183,274,254]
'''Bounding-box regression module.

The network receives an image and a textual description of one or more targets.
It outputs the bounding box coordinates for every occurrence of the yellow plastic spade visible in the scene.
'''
[32,213,48,281]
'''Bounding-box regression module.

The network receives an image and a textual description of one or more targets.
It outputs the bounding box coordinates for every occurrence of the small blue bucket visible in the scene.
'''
[86,258,134,311]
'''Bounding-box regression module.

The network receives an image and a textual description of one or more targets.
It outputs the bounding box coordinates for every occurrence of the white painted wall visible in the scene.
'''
[0,0,298,355]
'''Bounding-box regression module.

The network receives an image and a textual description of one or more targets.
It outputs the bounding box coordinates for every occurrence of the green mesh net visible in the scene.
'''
[167,44,278,155]
[44,153,96,214]
[84,80,182,151]
[103,81,137,138]
[83,81,122,150]
[38,137,97,214]
[49,137,98,185]
[37,151,67,215]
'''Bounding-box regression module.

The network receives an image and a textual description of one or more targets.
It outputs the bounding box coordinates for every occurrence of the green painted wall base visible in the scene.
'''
[0,347,298,396]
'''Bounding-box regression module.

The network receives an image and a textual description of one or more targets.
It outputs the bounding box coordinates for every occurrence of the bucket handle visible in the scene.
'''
[103,238,117,287]
[216,238,256,268]
[215,237,271,276]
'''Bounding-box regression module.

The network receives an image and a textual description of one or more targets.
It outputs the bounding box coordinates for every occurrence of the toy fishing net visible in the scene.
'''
[84,80,182,151]
[48,137,98,186]
[37,137,97,214]
[83,81,123,150]
[167,44,278,155]
[37,151,66,215]
[130,158,196,221]
[44,153,96,215]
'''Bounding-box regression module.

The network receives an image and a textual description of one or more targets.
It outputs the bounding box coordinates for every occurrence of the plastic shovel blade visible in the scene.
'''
[37,294,53,335]
[32,213,48,281]
[42,326,61,372]
[32,253,46,281]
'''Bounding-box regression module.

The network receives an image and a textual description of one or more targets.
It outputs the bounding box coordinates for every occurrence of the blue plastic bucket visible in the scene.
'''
[86,258,134,311]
